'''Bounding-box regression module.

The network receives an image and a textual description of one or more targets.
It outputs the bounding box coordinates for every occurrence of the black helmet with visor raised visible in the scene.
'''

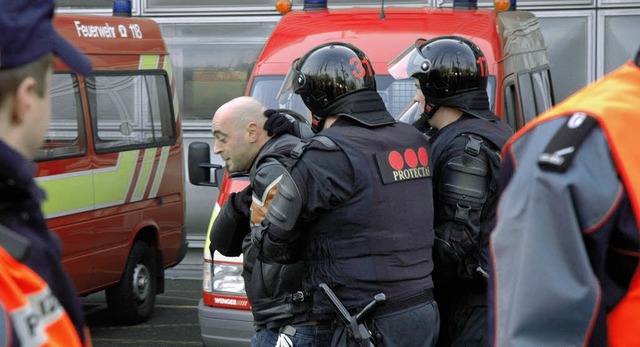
[388,35,495,120]
[277,42,380,131]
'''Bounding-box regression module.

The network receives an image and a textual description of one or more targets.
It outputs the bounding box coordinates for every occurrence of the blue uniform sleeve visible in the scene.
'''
[490,123,629,346]
[0,301,15,347]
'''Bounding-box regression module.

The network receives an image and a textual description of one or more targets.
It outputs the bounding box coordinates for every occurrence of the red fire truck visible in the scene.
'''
[189,0,553,345]
[36,14,187,324]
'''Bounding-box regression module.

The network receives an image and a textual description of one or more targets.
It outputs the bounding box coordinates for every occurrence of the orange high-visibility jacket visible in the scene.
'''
[501,60,640,346]
[0,246,84,347]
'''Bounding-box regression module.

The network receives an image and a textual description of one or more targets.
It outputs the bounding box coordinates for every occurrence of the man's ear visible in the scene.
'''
[246,121,259,143]
[11,77,38,125]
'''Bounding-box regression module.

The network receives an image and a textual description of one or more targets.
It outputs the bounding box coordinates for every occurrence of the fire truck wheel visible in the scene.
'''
[106,241,158,325]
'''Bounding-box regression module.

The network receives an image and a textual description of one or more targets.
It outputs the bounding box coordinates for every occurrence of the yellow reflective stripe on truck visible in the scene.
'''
[93,151,138,209]
[36,171,94,217]
[164,55,173,80]
[37,151,138,218]
[37,147,170,218]
[131,148,157,202]
[139,54,159,70]
[204,203,221,257]
[164,57,181,116]
[148,146,169,198]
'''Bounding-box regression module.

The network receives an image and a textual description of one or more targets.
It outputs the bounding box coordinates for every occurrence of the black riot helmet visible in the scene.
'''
[278,42,385,132]
[415,36,487,100]
[388,36,496,120]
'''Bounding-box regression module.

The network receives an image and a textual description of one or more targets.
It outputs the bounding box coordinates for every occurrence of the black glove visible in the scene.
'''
[229,184,252,218]
[209,201,250,257]
[263,109,294,136]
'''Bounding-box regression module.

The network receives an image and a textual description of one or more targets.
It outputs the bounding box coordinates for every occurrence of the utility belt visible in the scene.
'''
[290,289,434,329]
[368,289,434,317]
[275,289,435,341]
[292,288,435,327]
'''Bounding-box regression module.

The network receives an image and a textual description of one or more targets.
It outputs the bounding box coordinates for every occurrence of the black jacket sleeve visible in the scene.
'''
[209,198,251,257]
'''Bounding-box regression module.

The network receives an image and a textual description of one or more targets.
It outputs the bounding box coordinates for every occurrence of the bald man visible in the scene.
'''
[209,97,323,347]
[213,96,270,173]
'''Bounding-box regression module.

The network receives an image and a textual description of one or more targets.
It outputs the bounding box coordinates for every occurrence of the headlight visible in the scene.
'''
[213,262,245,296]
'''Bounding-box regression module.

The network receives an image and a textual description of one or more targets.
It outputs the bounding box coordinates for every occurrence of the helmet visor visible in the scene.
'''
[277,58,302,105]
[387,38,430,80]
[397,100,422,125]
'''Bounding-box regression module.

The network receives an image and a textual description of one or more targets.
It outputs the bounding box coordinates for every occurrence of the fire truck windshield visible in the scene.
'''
[250,75,417,120]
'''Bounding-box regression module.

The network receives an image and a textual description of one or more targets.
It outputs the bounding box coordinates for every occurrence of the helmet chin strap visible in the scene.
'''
[425,102,440,120]
[412,102,439,132]
[311,114,326,133]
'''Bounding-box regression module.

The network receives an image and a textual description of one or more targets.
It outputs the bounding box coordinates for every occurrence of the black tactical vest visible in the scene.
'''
[297,121,436,315]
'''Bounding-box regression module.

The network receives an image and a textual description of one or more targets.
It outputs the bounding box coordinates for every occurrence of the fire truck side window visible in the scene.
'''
[503,82,518,132]
[85,72,177,153]
[531,68,554,115]
[517,71,537,125]
[35,73,86,162]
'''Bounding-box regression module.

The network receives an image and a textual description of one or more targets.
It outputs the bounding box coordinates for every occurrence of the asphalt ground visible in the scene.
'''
[81,275,203,347]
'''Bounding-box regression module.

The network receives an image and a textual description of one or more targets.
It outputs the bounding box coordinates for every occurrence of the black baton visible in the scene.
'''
[318,283,386,347]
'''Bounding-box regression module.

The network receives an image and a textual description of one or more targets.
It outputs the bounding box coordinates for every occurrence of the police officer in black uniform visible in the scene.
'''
[388,36,514,347]
[252,42,440,347]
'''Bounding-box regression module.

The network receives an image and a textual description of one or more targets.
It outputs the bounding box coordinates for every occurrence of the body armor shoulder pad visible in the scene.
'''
[291,135,340,159]
[265,169,302,232]
[440,134,494,204]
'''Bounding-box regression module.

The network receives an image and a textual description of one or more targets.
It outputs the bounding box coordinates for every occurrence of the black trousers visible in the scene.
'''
[332,299,440,347]
[435,289,488,347]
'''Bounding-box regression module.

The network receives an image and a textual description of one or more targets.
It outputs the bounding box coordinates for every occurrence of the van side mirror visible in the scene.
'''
[188,141,223,187]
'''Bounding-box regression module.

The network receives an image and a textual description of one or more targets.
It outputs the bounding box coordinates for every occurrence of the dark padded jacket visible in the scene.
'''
[210,133,311,328]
